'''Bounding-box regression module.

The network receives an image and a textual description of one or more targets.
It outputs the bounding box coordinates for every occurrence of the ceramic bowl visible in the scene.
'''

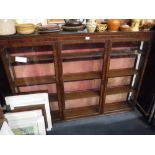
[120,25,131,32]
[16,23,35,34]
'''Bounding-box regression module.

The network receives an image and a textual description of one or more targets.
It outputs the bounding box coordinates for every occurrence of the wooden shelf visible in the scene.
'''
[62,51,103,62]
[10,54,54,65]
[61,49,139,62]
[111,49,140,58]
[108,68,138,78]
[107,85,134,95]
[65,89,100,100]
[104,102,132,114]
[16,75,56,86]
[65,105,99,119]
[63,71,101,82]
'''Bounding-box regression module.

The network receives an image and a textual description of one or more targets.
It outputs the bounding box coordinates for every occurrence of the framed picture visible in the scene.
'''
[11,104,48,128]
[5,93,52,131]
[5,110,46,135]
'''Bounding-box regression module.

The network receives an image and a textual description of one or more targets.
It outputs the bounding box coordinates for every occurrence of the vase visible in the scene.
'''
[131,19,141,31]
[108,19,121,32]
[86,19,96,33]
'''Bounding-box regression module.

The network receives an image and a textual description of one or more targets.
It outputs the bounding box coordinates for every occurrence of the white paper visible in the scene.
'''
[0,121,14,135]
[15,56,27,63]
[85,36,90,40]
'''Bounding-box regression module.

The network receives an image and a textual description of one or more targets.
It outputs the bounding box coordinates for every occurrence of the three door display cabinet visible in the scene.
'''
[0,31,154,122]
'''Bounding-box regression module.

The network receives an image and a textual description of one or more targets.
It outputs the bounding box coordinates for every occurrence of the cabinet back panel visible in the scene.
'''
[63,60,102,74]
[108,76,131,88]
[14,63,55,78]
[109,57,136,69]
[19,84,57,93]
[106,93,128,104]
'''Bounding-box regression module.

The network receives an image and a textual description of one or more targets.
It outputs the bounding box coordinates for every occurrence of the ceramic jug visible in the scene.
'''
[108,19,121,32]
[0,19,16,35]
[86,19,96,33]
[131,19,141,31]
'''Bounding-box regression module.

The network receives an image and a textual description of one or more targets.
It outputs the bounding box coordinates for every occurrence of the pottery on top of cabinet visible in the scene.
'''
[0,19,16,35]
[86,19,97,33]
[108,19,121,32]
[131,19,141,32]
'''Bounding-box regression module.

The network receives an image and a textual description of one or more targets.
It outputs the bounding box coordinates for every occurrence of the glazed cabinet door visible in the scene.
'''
[102,39,151,114]
[57,39,107,119]
[1,39,63,121]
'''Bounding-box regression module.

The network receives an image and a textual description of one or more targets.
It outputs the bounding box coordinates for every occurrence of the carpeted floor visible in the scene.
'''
[47,109,155,135]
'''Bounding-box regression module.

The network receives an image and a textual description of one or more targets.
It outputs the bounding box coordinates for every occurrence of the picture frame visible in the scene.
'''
[5,93,52,131]
[11,104,48,128]
[5,110,46,135]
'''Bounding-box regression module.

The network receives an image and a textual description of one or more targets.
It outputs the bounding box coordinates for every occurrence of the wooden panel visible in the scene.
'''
[65,90,100,100]
[16,75,56,86]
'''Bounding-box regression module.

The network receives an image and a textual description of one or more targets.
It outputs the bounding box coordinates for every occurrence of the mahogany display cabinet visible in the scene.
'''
[0,31,154,122]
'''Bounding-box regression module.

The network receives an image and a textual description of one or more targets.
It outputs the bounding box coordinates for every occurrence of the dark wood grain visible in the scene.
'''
[99,40,112,114]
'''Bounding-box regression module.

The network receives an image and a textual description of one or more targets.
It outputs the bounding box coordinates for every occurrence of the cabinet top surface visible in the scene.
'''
[0,31,154,40]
